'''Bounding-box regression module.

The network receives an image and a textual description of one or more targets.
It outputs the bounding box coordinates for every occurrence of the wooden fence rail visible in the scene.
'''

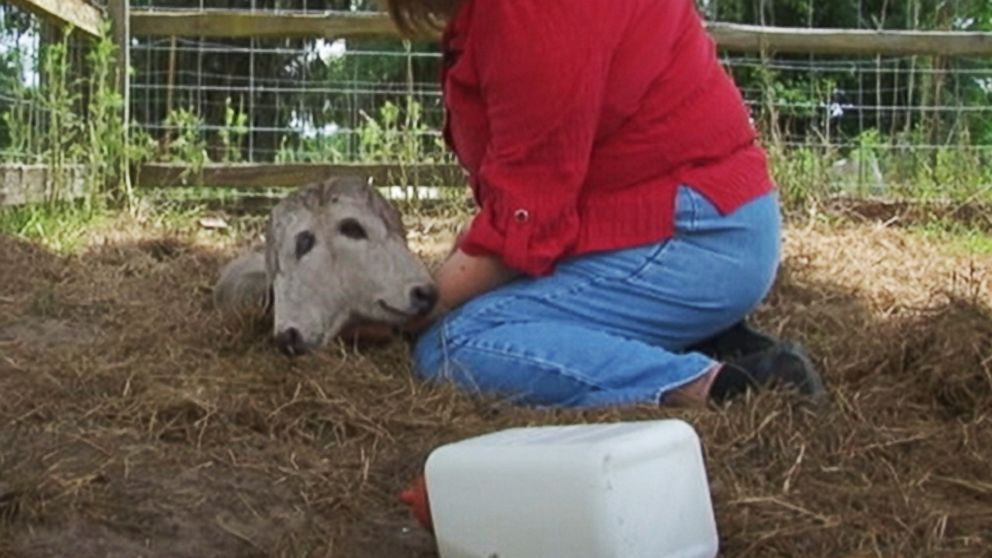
[10,3,992,57]
[138,163,466,189]
[708,22,992,56]
[130,9,395,41]
[128,9,992,57]
[8,0,104,37]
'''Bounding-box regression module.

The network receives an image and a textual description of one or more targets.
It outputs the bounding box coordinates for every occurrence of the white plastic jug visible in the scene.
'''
[423,419,719,558]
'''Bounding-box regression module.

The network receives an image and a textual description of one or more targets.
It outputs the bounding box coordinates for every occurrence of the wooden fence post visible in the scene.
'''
[108,0,133,200]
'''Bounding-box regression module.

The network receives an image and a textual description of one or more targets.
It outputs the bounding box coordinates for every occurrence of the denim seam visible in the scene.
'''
[625,237,683,283]
[622,187,700,283]
[441,274,601,343]
[449,338,611,391]
[444,265,658,347]
[443,239,696,347]
[685,185,700,231]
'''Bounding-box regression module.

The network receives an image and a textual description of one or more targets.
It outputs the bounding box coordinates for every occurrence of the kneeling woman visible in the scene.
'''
[387,0,824,408]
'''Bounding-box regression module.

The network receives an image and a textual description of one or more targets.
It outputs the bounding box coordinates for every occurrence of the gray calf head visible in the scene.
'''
[265,176,437,355]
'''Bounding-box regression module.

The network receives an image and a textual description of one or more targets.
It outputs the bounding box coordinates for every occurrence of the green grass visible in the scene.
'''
[0,203,110,254]
[910,220,992,256]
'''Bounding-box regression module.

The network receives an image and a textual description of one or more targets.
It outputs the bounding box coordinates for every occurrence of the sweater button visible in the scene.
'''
[513,209,529,223]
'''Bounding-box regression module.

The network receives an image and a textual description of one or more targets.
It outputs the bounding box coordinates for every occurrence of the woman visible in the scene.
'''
[385,0,825,408]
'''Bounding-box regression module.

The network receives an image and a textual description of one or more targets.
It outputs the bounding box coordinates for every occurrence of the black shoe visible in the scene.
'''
[687,319,778,362]
[709,341,826,403]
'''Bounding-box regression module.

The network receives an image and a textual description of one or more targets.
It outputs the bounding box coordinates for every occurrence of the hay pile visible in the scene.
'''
[0,211,990,557]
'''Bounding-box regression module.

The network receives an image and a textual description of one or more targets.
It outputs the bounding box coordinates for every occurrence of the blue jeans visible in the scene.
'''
[412,185,781,408]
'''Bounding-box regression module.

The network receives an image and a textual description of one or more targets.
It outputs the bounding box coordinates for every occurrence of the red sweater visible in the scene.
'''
[441,0,774,276]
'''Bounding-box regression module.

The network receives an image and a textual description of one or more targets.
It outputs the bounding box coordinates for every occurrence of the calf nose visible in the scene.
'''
[410,284,439,316]
[274,327,308,356]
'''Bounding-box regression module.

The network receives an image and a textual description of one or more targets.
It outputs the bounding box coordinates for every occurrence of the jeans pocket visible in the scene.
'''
[674,184,731,234]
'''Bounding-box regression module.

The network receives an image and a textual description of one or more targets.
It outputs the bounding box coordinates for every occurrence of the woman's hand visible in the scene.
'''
[404,219,521,335]
[341,219,522,341]
[400,248,518,336]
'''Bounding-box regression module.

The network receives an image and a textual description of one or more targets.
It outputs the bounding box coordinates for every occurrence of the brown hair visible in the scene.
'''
[381,0,463,36]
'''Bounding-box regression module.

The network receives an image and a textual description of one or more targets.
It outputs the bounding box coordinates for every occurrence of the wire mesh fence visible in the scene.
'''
[1,2,112,175]
[2,0,992,199]
[130,35,447,165]
[725,50,992,198]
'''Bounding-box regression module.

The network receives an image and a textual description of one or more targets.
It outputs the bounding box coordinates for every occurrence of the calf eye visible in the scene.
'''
[338,218,367,240]
[295,230,316,258]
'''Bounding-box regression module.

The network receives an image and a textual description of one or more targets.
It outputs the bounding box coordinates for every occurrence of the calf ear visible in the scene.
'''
[318,174,367,205]
[264,222,281,282]
[214,250,270,316]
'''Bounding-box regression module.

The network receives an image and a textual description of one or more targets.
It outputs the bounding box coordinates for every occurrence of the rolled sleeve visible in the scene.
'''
[456,0,611,276]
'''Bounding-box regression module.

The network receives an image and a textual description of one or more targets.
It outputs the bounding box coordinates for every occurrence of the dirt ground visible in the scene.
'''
[0,204,990,557]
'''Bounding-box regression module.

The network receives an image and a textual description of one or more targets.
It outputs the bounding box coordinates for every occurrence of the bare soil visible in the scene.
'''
[1,209,990,557]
